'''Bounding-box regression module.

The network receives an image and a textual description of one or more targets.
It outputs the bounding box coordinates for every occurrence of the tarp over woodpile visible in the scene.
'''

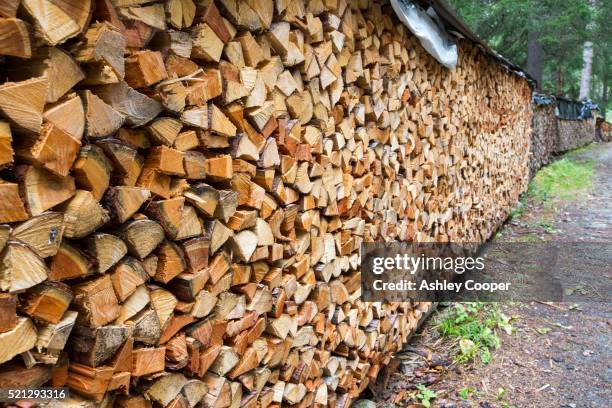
[390,0,535,86]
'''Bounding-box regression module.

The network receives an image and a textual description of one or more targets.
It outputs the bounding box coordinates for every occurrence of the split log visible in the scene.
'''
[0,121,12,168]
[0,18,31,58]
[72,275,120,328]
[15,122,81,177]
[69,324,129,367]
[21,281,73,324]
[35,310,77,361]
[132,346,165,376]
[119,218,165,260]
[66,363,113,402]
[9,47,84,103]
[0,317,37,364]
[0,293,17,333]
[43,94,85,141]
[97,139,144,186]
[0,241,48,292]
[104,186,151,223]
[125,50,168,88]
[70,21,125,84]
[145,373,188,407]
[0,77,47,133]
[49,241,92,281]
[72,145,113,201]
[191,23,224,62]
[94,81,162,127]
[16,165,76,216]
[110,257,148,301]
[21,0,92,45]
[84,233,127,273]
[0,362,52,389]
[58,190,109,238]
[0,181,29,223]
[81,90,125,139]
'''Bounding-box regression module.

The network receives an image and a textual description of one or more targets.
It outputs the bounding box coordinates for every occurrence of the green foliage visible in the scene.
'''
[538,220,561,233]
[438,303,512,364]
[458,387,476,399]
[449,0,610,113]
[415,385,437,407]
[535,326,552,334]
[508,201,525,220]
[496,387,508,400]
[516,232,539,242]
[527,156,594,202]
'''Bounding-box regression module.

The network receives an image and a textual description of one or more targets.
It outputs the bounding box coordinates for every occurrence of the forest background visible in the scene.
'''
[449,0,611,119]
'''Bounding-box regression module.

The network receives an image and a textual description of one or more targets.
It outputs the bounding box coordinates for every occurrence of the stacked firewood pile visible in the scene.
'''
[530,103,557,176]
[0,0,532,406]
[556,116,597,153]
[596,118,612,142]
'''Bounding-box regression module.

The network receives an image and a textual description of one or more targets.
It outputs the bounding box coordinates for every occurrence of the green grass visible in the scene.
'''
[566,143,596,158]
[516,232,539,242]
[508,200,525,220]
[438,303,512,364]
[527,156,594,202]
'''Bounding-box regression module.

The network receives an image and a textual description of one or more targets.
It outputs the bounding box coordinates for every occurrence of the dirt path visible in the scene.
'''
[370,142,612,408]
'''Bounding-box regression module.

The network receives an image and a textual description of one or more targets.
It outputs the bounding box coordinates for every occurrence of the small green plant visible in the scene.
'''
[415,385,437,407]
[496,387,507,400]
[508,201,525,220]
[539,221,561,234]
[438,303,512,364]
[535,327,551,335]
[458,387,476,399]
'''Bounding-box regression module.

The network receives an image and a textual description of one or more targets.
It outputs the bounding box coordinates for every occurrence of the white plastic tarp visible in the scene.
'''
[390,0,458,69]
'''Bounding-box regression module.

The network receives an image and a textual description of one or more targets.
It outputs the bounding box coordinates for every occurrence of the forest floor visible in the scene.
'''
[365,142,612,408]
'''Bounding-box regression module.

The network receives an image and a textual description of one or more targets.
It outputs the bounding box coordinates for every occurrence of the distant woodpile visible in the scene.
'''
[0,0,532,406]
[530,95,601,176]
[596,118,612,142]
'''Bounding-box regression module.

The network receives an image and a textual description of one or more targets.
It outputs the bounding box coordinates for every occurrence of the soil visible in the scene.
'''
[370,142,612,408]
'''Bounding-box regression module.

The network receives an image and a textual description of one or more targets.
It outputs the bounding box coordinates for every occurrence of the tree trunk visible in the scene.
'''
[579,41,594,100]
[602,53,609,106]
[527,31,543,91]
[556,67,564,96]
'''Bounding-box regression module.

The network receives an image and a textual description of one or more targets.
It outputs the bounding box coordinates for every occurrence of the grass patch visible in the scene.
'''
[438,303,512,364]
[566,143,596,158]
[516,232,539,242]
[528,156,594,202]
[508,200,525,220]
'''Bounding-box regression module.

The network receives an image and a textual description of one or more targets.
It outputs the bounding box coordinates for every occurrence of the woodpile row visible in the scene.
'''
[530,98,600,176]
[530,103,557,176]
[596,118,612,143]
[556,117,597,153]
[0,0,531,406]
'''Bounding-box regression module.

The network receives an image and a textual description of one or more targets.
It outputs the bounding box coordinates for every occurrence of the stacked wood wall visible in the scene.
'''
[555,115,597,153]
[0,0,532,406]
[529,104,557,176]
[596,118,612,142]
[530,102,601,176]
